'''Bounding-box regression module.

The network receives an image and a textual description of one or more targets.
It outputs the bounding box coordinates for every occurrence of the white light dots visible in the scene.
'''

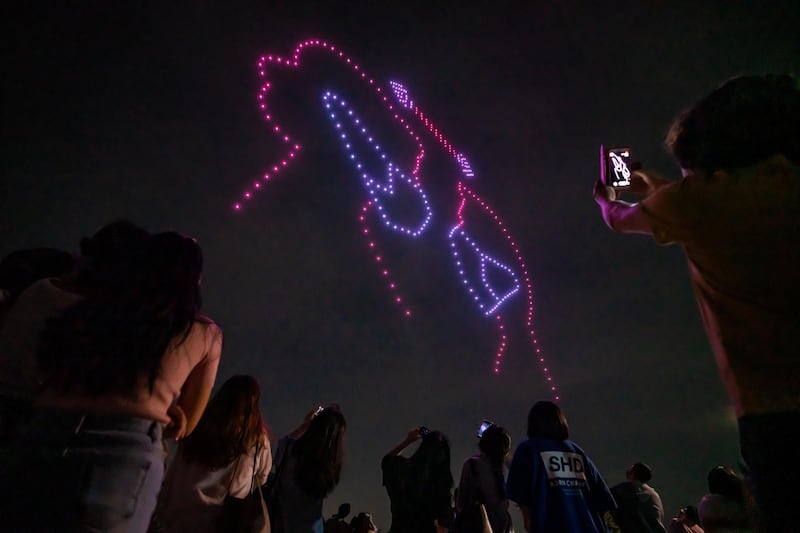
[322,92,433,238]
[389,81,414,109]
[388,81,476,180]
[447,223,520,317]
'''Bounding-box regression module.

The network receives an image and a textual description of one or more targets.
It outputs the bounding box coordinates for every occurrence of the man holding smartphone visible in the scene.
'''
[593,74,800,532]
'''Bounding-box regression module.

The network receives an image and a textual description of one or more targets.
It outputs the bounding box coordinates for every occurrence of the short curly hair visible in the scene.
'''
[666,74,800,173]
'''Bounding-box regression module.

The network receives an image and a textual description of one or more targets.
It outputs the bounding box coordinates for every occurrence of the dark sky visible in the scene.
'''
[2,1,798,528]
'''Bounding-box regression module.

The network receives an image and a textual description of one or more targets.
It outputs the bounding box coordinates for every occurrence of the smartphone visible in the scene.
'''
[600,145,633,189]
[313,405,324,417]
[477,419,494,438]
[418,426,432,437]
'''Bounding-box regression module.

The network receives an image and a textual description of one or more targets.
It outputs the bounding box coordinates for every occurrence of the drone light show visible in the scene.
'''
[233,38,558,398]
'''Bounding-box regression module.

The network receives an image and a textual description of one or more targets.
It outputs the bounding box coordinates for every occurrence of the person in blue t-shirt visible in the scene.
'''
[506,401,616,532]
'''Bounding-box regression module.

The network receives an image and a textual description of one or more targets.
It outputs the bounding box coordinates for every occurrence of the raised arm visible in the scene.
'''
[593,169,674,234]
[288,405,320,440]
[383,428,422,459]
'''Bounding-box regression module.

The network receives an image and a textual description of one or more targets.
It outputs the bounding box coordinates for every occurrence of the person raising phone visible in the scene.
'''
[593,74,800,532]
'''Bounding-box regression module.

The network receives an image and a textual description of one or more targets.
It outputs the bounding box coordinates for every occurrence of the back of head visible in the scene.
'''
[142,232,204,319]
[293,407,347,499]
[527,400,570,440]
[707,465,745,502]
[666,74,800,173]
[629,462,653,484]
[182,374,264,468]
[38,229,204,396]
[411,430,452,475]
[337,502,351,519]
[408,430,454,507]
[78,219,150,289]
[479,425,511,469]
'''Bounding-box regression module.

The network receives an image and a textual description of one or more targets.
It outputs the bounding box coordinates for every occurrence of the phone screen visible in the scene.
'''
[601,146,633,188]
[477,419,493,438]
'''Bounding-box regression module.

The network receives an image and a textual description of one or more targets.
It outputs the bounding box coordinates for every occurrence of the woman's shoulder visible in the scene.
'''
[566,440,595,459]
[189,315,223,345]
[194,314,221,332]
[258,430,272,452]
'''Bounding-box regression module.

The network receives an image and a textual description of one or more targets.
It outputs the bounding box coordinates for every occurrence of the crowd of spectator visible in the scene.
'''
[2,72,797,532]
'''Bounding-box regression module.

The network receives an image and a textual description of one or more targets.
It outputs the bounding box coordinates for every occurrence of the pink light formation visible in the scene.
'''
[389,81,475,179]
[234,38,558,397]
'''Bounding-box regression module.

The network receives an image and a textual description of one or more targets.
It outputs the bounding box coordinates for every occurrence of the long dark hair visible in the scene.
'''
[181,375,267,469]
[479,425,511,471]
[38,231,204,395]
[292,407,346,499]
[409,431,453,514]
[76,219,152,291]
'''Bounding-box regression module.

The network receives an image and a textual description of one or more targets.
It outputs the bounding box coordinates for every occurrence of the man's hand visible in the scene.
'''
[628,169,672,195]
[593,180,653,234]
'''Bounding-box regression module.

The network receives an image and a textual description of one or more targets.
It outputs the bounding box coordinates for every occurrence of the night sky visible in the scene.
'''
[2,1,798,529]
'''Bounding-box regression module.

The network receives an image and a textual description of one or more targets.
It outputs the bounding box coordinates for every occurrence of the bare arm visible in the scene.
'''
[593,181,653,234]
[163,404,188,440]
[383,428,422,459]
[177,323,222,436]
[288,404,332,439]
[593,169,674,234]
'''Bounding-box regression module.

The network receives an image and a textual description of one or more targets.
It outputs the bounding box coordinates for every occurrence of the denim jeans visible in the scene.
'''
[0,409,165,532]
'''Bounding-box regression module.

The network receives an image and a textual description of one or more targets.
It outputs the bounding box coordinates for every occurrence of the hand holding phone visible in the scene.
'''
[477,419,494,438]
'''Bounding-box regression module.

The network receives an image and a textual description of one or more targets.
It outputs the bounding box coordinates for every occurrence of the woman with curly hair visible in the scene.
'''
[153,374,271,532]
[269,405,346,533]
[382,427,454,533]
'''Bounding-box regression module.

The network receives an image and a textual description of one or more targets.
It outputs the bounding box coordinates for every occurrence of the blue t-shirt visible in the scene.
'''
[506,438,616,533]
